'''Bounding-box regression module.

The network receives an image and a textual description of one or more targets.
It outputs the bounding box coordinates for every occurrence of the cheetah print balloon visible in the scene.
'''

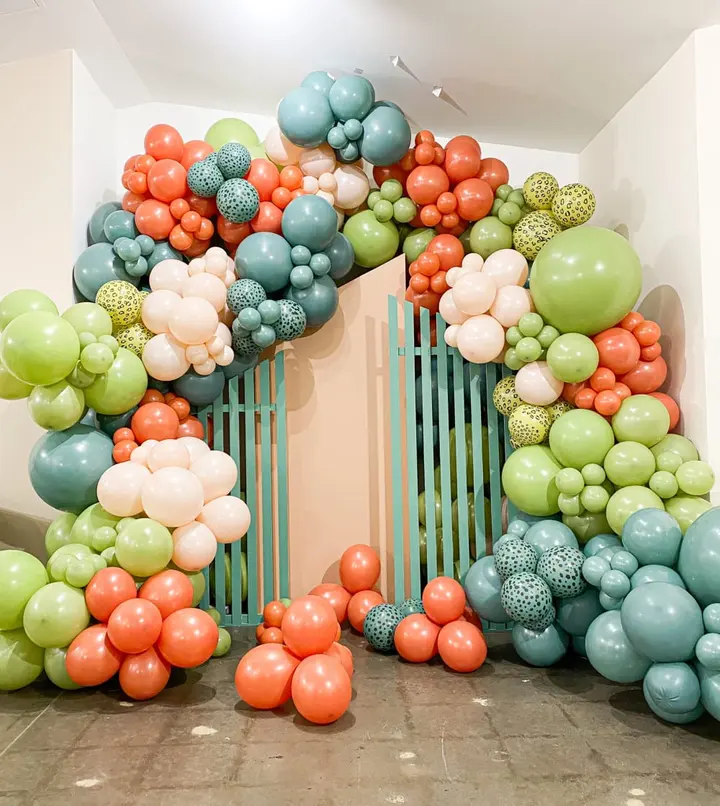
[492,376,522,417]
[116,322,153,357]
[187,158,225,198]
[512,211,562,260]
[216,143,252,180]
[363,603,403,652]
[216,179,260,224]
[96,280,143,329]
[232,331,262,356]
[495,539,538,581]
[536,546,586,597]
[227,279,267,313]
[551,184,596,228]
[545,399,573,423]
[523,172,559,211]
[501,572,555,630]
[398,598,425,618]
[274,300,307,341]
[508,405,551,447]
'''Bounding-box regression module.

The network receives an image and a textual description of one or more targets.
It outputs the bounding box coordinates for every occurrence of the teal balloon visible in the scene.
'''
[621,582,703,662]
[251,324,276,349]
[585,610,651,683]
[610,550,639,576]
[103,210,137,243]
[222,352,258,380]
[29,423,114,513]
[469,217,513,259]
[630,564,686,589]
[678,508,720,606]
[501,446,561,517]
[0,628,44,690]
[216,178,259,224]
[301,70,335,97]
[148,241,182,270]
[549,409,615,469]
[359,104,411,166]
[173,366,226,407]
[600,592,622,610]
[501,573,554,630]
[704,604,720,633]
[398,598,425,618]
[95,405,138,437]
[695,634,720,670]
[512,622,569,667]
[287,276,339,328]
[403,228,435,263]
[463,555,509,623]
[643,662,703,723]
[524,520,578,558]
[600,570,631,599]
[583,534,621,557]
[698,663,720,721]
[0,550,49,630]
[83,348,147,416]
[328,75,375,122]
[23,582,90,648]
[88,201,122,244]
[622,508,682,566]
[235,232,293,293]
[582,556,611,586]
[363,603,403,652]
[555,587,604,636]
[74,243,138,301]
[572,635,587,657]
[282,195,337,252]
[278,87,335,148]
[326,232,355,281]
[44,646,83,690]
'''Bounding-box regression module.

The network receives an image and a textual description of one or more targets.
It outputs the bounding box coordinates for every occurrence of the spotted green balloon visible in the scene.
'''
[551,184,596,228]
[492,376,522,417]
[500,573,554,630]
[523,172,559,210]
[96,281,142,329]
[227,279,266,313]
[187,158,224,198]
[508,404,551,448]
[513,211,562,261]
[398,598,425,618]
[216,143,251,180]
[116,322,153,357]
[216,179,259,224]
[363,604,403,652]
[536,545,586,597]
[494,539,538,581]
[274,300,307,341]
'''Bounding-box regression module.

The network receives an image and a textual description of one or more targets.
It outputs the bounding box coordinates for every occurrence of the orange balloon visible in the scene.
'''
[640,343,662,361]
[169,224,193,251]
[113,427,135,444]
[157,608,218,669]
[339,545,381,593]
[291,655,352,725]
[131,402,179,442]
[420,204,442,227]
[122,191,148,213]
[255,624,266,641]
[144,124,184,161]
[575,388,597,409]
[163,392,177,402]
[290,189,307,200]
[121,169,133,190]
[621,311,645,331]
[135,199,175,240]
[373,164,408,188]
[335,623,342,641]
[260,627,284,644]
[309,583,352,623]
[113,440,137,463]
[594,390,621,416]
[443,135,482,184]
[399,150,418,173]
[433,145,446,165]
[217,216,252,245]
[184,238,211,258]
[589,367,616,392]
[415,142,435,165]
[406,165,450,206]
[281,595,337,658]
[620,356,667,394]
[119,645,171,701]
[135,154,156,174]
[408,260,420,276]
[170,198,190,219]
[263,600,287,629]
[394,614,440,662]
[422,577,466,625]
[416,251,441,276]
[453,178,494,222]
[169,397,190,420]
[186,193,217,218]
[430,271,449,295]
[108,599,163,655]
[141,389,165,405]
[437,192,457,214]
[410,274,430,293]
[427,234,464,272]
[66,624,125,686]
[127,171,148,195]
[197,218,214,241]
[85,568,137,623]
[246,159,281,202]
[347,590,384,632]
[436,220,468,237]
[177,416,204,439]
[324,641,353,678]
[279,165,303,191]
[633,320,661,347]
[235,644,299,709]
[139,570,194,619]
[613,382,632,401]
[440,213,460,230]
[463,605,483,631]
[593,328,641,375]
[181,140,214,172]
[124,154,141,171]
[650,392,680,430]
[405,287,441,317]
[563,381,587,404]
[251,201,283,234]
[437,620,487,672]
[415,130,435,145]
[271,186,293,210]
[181,211,202,233]
[477,157,509,192]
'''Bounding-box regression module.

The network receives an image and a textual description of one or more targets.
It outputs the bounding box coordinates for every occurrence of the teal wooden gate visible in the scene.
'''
[388,298,514,630]
[198,352,288,626]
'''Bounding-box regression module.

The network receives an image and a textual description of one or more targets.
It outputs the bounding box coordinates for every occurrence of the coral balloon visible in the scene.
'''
[251,201,283,234]
[157,608,218,668]
[119,645,171,700]
[427,234,465,272]
[394,614,440,662]
[281,595,337,658]
[235,644,299,709]
[478,158,510,192]
[181,140,214,171]
[135,199,175,240]
[620,356,667,394]
[292,655,352,725]
[131,402,179,443]
[592,328,641,375]
[148,159,187,203]
[406,165,450,205]
[144,124,183,161]
[260,627,284,644]
[650,392,680,430]
[139,570,194,619]
[66,624,124,686]
[437,620,487,672]
[339,544,381,593]
[246,159,281,201]
[177,416,205,439]
[107,599,163,654]
[324,641,354,679]
[454,178,494,222]
[262,600,287,629]
[422,577,466,625]
[347,590,385,632]
[85,568,137,623]
[443,135,482,183]
[309,583,352,623]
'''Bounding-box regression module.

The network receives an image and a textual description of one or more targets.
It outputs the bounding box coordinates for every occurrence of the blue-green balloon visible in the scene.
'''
[695,634,720,670]
[698,662,720,720]
[524,520,578,558]
[585,610,651,683]
[173,367,226,407]
[630,564,686,589]
[704,603,720,633]
[582,556,611,586]
[328,75,375,122]
[301,70,335,97]
[148,241,183,270]
[74,243,138,301]
[572,635,587,657]
[29,424,114,513]
[397,598,425,618]
[278,87,334,148]
[221,352,258,380]
[622,508,682,567]
[103,210,138,243]
[463,555,508,623]
[235,232,293,293]
[643,662,703,723]
[359,104,411,166]
[512,622,569,667]
[677,507,720,607]
[95,406,138,437]
[555,587,604,636]
[282,196,337,252]
[583,534,621,558]
[363,603,403,652]
[88,201,122,245]
[286,276,338,328]
[326,233,355,281]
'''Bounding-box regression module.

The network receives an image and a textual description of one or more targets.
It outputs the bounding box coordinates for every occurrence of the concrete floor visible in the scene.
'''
[0,630,719,806]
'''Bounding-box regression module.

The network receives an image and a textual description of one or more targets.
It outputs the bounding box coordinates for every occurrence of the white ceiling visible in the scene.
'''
[1,0,719,151]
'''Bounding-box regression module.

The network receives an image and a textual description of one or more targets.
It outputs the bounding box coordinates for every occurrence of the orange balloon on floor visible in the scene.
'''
[324,642,354,679]
[66,625,125,686]
[235,644,299,709]
[108,599,163,655]
[309,583,352,623]
[139,570,194,619]
[422,577,466,625]
[85,567,137,622]
[281,595,337,657]
[119,645,172,701]
[437,620,487,672]
[131,402,180,442]
[291,655,352,724]
[339,545,381,593]
[394,614,440,663]
[157,608,218,668]
[347,590,385,632]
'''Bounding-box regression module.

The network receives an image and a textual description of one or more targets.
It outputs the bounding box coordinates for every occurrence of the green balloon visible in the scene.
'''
[47,543,94,581]
[530,227,642,335]
[402,228,435,263]
[45,513,78,556]
[675,461,715,496]
[343,210,399,268]
[649,470,679,499]
[393,198,417,224]
[70,503,121,548]
[549,409,615,469]
[182,567,205,606]
[205,118,259,150]
[418,489,442,528]
[501,445,561,516]
[61,303,113,338]
[606,486,665,535]
[612,395,670,447]
[213,627,232,657]
[650,434,699,464]
[115,518,173,577]
[44,646,83,690]
[563,511,612,544]
[0,311,80,386]
[83,347,148,415]
[0,356,33,399]
[665,495,712,535]
[546,333,599,383]
[0,628,44,690]
[80,343,114,375]
[603,441,656,487]
[207,607,221,626]
[469,216,513,259]
[0,550,49,630]
[0,289,58,331]
[23,582,90,648]
[28,380,85,431]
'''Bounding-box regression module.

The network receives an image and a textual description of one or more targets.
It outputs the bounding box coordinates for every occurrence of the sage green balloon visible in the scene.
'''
[650,434,699,464]
[0,628,44,690]
[469,216,513,259]
[0,311,80,386]
[0,356,33,400]
[0,550,49,630]
[207,607,221,626]
[205,118,260,150]
[675,461,715,496]
[185,568,206,606]
[501,445,561,516]
[44,646,83,690]
[665,495,712,535]
[115,518,173,577]
[546,333,599,383]
[418,489,442,528]
[603,441,656,487]
[402,228,435,263]
[83,347,148,415]
[45,513,78,556]
[61,303,113,338]
[343,210,399,268]
[606,486,665,535]
[549,409,615,469]
[562,511,612,545]
[23,582,90,648]
[213,627,232,657]
[0,289,57,331]
[612,395,670,447]
[28,380,85,431]
[71,503,121,548]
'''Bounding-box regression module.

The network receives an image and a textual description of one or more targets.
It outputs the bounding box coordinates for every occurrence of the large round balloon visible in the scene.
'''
[469,217,513,259]
[326,232,355,281]
[343,210,399,268]
[549,409,615,469]
[235,232,293,294]
[678,508,720,606]
[555,587,604,636]
[172,366,226,407]
[205,118,260,150]
[585,610,651,683]
[359,104,411,166]
[611,395,670,447]
[524,520,579,557]
[281,195,338,252]
[530,227,642,335]
[512,622,569,667]
[0,551,49,631]
[23,582,90,648]
[606,486,664,535]
[463,555,509,623]
[0,628,44,691]
[74,243,138,301]
[0,289,58,329]
[278,87,335,148]
[83,348,148,415]
[1,312,80,387]
[501,446,561,516]
[286,276,339,328]
[622,508,682,567]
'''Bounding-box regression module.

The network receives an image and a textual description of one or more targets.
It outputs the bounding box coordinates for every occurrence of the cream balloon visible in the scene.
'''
[263,125,303,166]
[318,172,337,192]
[489,285,534,328]
[142,333,191,381]
[302,175,320,194]
[168,297,219,345]
[142,290,182,334]
[97,462,151,517]
[223,269,236,288]
[130,439,158,468]
[456,315,505,364]
[447,253,483,287]
[204,249,228,278]
[298,143,336,177]
[183,273,227,312]
[177,437,210,463]
[215,323,232,347]
[438,289,469,326]
[216,345,234,367]
[194,358,217,376]
[197,496,251,544]
[171,521,218,572]
[481,249,528,288]
[515,361,563,405]
[141,467,205,527]
[206,337,224,357]
[148,440,191,472]
[452,273,497,316]
[186,344,209,364]
[444,324,462,349]
[149,259,188,294]
[316,190,336,207]
[333,164,370,210]
[190,450,238,503]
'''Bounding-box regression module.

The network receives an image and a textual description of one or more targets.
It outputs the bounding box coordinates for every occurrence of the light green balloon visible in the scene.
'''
[549,409,615,469]
[664,495,712,535]
[71,504,121,548]
[606,486,665,535]
[47,543,94,581]
[0,550,50,630]
[402,228,435,263]
[207,607,221,626]
[23,582,90,648]
[213,627,232,657]
[656,451,683,474]
[45,513,78,556]
[650,434,699,464]
[563,511,612,544]
[546,333,599,383]
[205,118,259,150]
[44,646,83,690]
[83,347,148,415]
[612,395,670,447]
[343,210,399,268]
[61,303,112,338]
[501,445,561,516]
[0,628,44,690]
[675,461,715,496]
[649,470,679,499]
[185,568,206,606]
[469,216,513,259]
[27,380,85,431]
[0,289,57,331]
[603,441,655,487]
[0,356,33,399]
[115,518,173,577]
[80,343,114,375]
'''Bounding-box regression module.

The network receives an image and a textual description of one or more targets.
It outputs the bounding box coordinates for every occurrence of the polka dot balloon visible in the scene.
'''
[536,546,587,598]
[363,603,403,652]
[495,539,538,581]
[501,573,555,630]
[216,179,260,224]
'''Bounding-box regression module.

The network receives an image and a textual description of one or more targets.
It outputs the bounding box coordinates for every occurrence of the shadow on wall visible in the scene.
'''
[0,507,50,560]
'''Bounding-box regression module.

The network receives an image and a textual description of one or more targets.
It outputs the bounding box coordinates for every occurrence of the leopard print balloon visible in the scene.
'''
[96,280,143,329]
[501,572,555,630]
[536,546,587,597]
[398,598,425,617]
[512,211,562,260]
[187,158,224,198]
[508,404,551,447]
[523,172,559,210]
[216,179,259,224]
[492,376,522,417]
[274,300,307,341]
[227,279,267,313]
[495,539,538,581]
[116,322,153,357]
[232,330,262,356]
[216,143,251,180]
[363,604,403,652]
[545,399,573,423]
[551,184,596,228]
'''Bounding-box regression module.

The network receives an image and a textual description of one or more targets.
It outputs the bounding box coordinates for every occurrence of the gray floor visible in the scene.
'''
[0,629,719,805]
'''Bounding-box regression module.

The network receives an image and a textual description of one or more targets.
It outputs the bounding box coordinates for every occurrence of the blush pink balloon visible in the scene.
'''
[197,496,251,544]
[447,253,483,288]
[439,289,469,326]
[97,462,151,517]
[171,521,218,571]
[148,440,191,472]
[263,125,303,166]
[444,324,462,348]
[515,361,564,405]
[190,450,238,503]
[141,467,205,527]
[142,290,182,335]
[215,346,234,367]
[298,144,336,177]
[183,273,227,313]
[489,285,534,328]
[168,297,219,345]
[130,439,158,468]
[177,436,210,463]
[452,273,497,316]
[456,315,505,364]
[149,259,189,294]
[215,322,232,347]
[142,333,190,381]
[481,249,528,288]
[193,358,217,376]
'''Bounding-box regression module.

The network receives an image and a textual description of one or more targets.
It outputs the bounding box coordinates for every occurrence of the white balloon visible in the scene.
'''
[141,467,205,527]
[223,269,236,288]
[177,436,210,463]
[302,175,320,194]
[97,463,151,517]
[188,258,205,276]
[172,521,218,571]
[299,143,336,177]
[206,336,224,357]
[333,164,370,210]
[190,450,238,503]
[215,323,232,347]
[204,251,227,278]
[142,290,182,334]
[264,125,303,166]
[444,324,462,348]
[183,273,227,312]
[439,289,469,326]
[148,440,191,472]
[149,259,188,294]
[316,190,336,207]
[198,496,251,544]
[169,297,219,345]
[452,273,497,316]
[142,333,190,381]
[482,249,528,288]
[515,361,564,405]
[462,253,484,272]
[490,286,534,328]
[456,315,505,364]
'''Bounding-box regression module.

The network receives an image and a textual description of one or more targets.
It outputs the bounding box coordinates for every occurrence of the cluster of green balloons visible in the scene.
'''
[367,180,417,226]
[504,312,560,370]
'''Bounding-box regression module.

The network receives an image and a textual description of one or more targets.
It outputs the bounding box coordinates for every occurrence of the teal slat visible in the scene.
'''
[227,376,243,625]
[434,315,454,578]
[212,393,226,622]
[244,368,259,622]
[468,363,486,558]
[197,407,212,611]
[259,361,274,602]
[403,301,421,598]
[485,363,503,546]
[452,348,470,576]
[388,299,404,602]
[418,308,437,581]
[275,352,289,600]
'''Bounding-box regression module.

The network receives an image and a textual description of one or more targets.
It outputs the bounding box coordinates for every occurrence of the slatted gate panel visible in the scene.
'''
[198,351,288,626]
[388,298,515,631]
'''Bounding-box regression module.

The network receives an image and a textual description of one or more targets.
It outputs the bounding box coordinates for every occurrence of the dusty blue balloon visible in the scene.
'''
[463,555,508,623]
[678,507,720,607]
[643,662,704,723]
[704,604,720,633]
[630,564,686,590]
[622,508,682,567]
[359,104,412,166]
[278,87,335,148]
[507,519,529,537]
[583,534,622,558]
[235,233,293,294]
[88,201,121,244]
[585,610,651,683]
[621,582,703,662]
[512,622,569,667]
[29,424,114,514]
[103,210,138,243]
[173,367,226,407]
[326,232,355,281]
[599,592,624,611]
[282,196,338,252]
[610,550,639,576]
[695,634,720,670]
[221,352,258,381]
[74,243,138,301]
[698,663,720,721]
[148,240,182,270]
[251,324,276,349]
[398,598,425,618]
[301,70,335,97]
[95,406,137,437]
[601,570,631,599]
[286,276,338,328]
[572,635,587,657]
[582,555,611,586]
[524,520,578,558]
[328,75,375,122]
[555,587,604,636]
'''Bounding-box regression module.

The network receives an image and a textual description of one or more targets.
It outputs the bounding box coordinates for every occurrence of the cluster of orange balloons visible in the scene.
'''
[111,392,204,462]
[406,233,465,318]
[67,568,217,700]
